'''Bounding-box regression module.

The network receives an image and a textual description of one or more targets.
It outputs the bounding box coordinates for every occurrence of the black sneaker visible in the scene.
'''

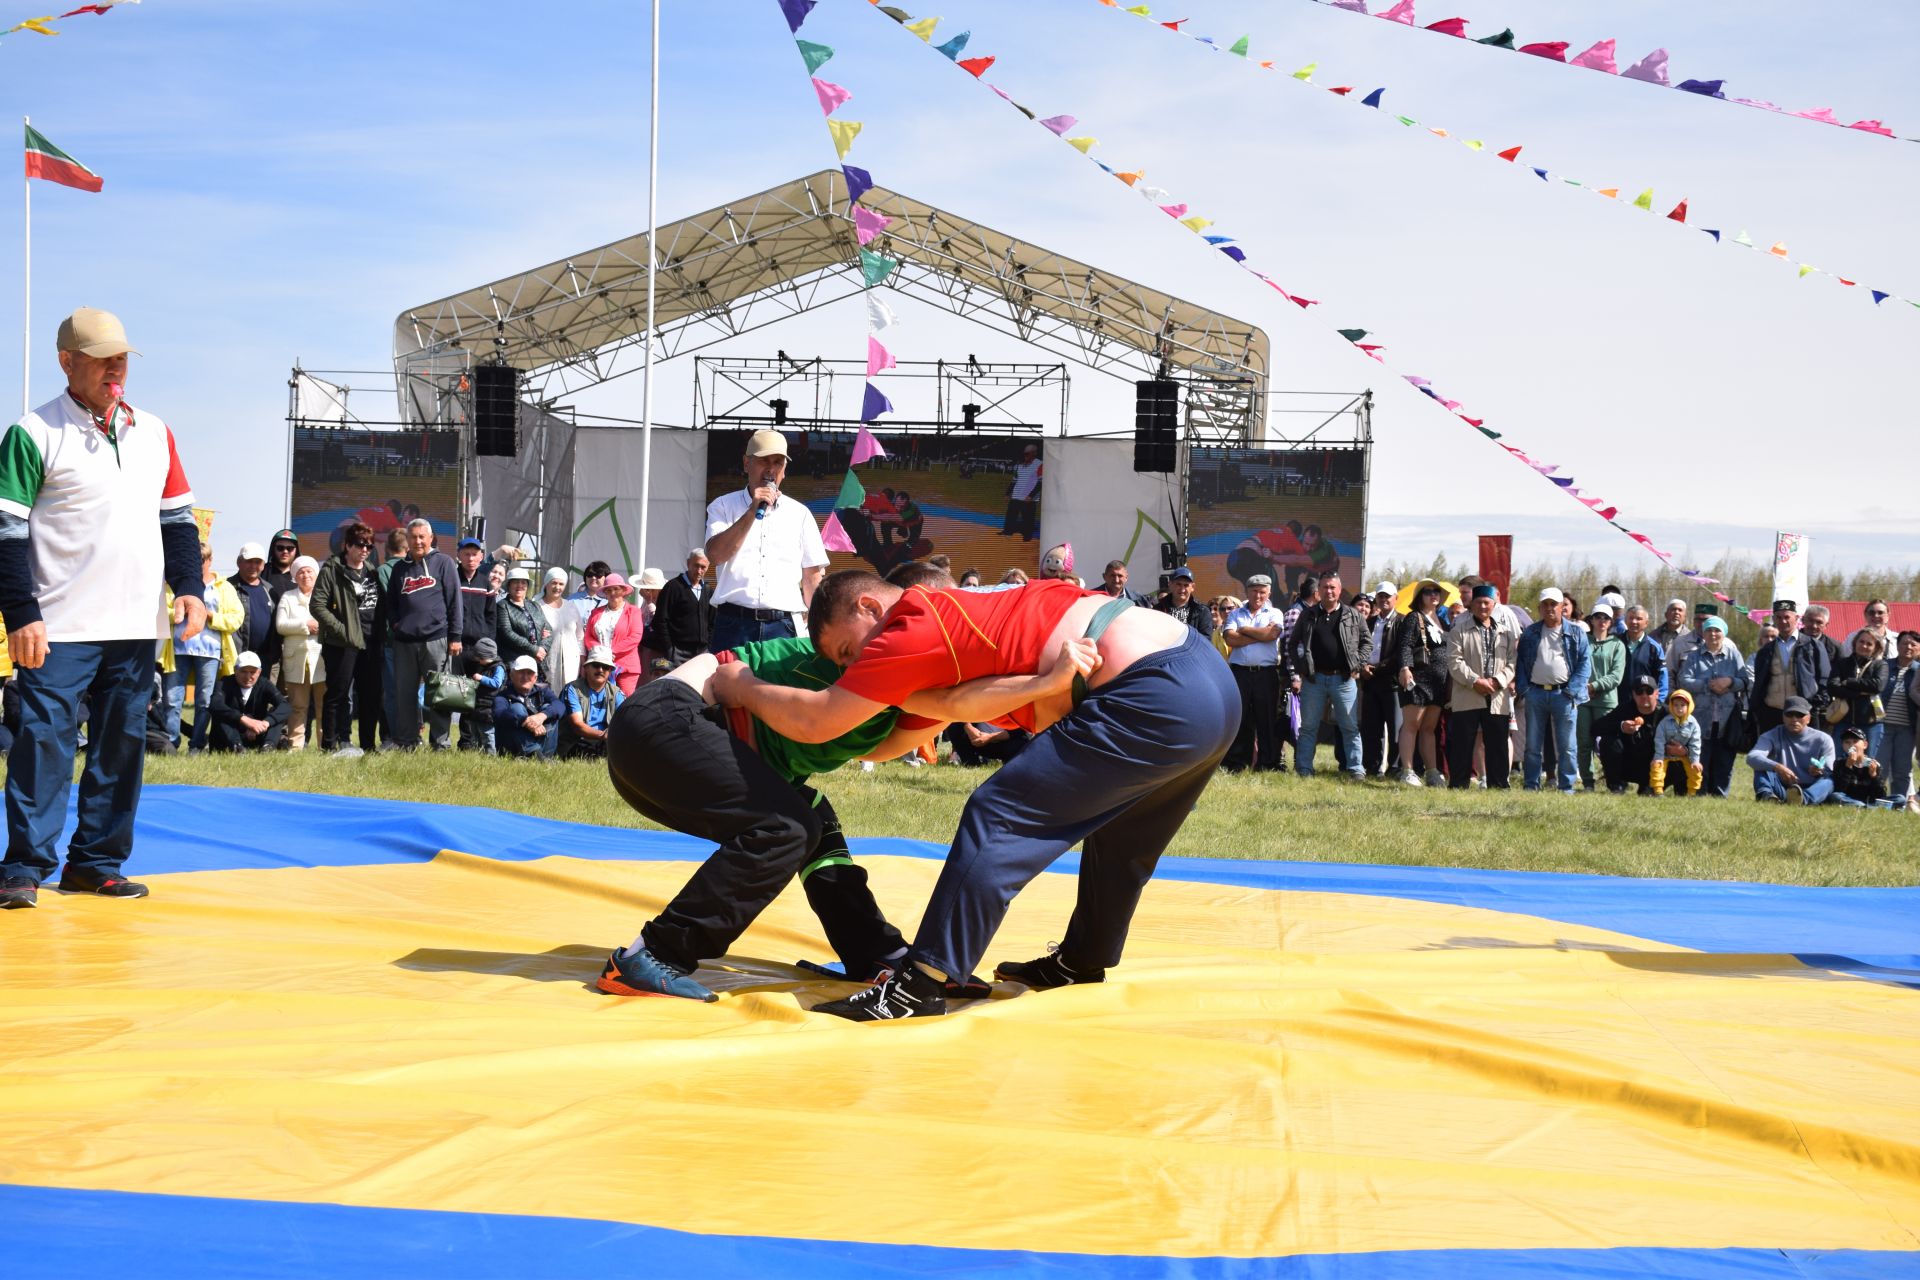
[55,872,149,899]
[994,946,1105,990]
[0,878,37,910]
[813,962,947,1021]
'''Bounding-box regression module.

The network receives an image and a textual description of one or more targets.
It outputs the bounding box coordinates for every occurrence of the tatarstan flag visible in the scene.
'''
[24,125,102,192]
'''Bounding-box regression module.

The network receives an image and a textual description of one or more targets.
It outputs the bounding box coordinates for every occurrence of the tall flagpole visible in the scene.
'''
[22,115,31,418]
[636,0,660,572]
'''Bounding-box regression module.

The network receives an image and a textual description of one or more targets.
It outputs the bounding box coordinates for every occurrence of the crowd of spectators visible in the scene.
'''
[89,506,1919,810]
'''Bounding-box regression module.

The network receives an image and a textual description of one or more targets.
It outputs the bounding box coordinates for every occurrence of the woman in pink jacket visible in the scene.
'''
[585,573,647,695]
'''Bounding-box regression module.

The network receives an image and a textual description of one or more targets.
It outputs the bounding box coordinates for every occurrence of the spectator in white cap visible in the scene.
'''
[1359,580,1399,775]
[704,429,827,653]
[273,554,325,750]
[1653,598,1689,655]
[229,541,276,680]
[1579,601,1626,791]
[634,566,669,682]
[537,566,582,690]
[653,547,713,669]
[1221,572,1286,772]
[496,564,550,671]
[494,653,563,758]
[208,651,290,753]
[1515,586,1592,794]
[560,644,623,759]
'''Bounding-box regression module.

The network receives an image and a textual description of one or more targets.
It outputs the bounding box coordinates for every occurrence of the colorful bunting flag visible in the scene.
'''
[859,384,893,423]
[820,512,856,553]
[853,204,893,244]
[812,77,853,115]
[778,0,815,34]
[826,118,863,159]
[851,425,888,464]
[903,15,939,40]
[797,38,835,73]
[843,164,874,203]
[836,470,867,509]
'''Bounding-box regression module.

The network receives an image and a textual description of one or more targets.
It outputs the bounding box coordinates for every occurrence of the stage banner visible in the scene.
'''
[705,429,1045,581]
[1772,531,1812,610]
[288,423,461,560]
[1039,437,1184,593]
[1478,534,1513,603]
[1187,446,1367,602]
[570,426,706,578]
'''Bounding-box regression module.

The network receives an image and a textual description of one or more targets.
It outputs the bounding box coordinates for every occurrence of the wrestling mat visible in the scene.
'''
[1,786,1917,1278]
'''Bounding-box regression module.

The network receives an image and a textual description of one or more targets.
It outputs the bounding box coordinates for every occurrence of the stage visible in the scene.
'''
[2,787,1917,1277]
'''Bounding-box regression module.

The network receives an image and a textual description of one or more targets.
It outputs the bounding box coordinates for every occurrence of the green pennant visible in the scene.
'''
[1395,115,1417,126]
[837,469,867,509]
[1475,28,1515,48]
[859,249,899,287]
[879,6,911,21]
[1476,426,1503,440]
[797,39,834,74]
[1228,35,1249,56]
[1337,329,1368,342]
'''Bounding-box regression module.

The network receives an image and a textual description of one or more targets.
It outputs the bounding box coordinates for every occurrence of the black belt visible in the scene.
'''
[717,603,789,622]
[1533,681,1567,692]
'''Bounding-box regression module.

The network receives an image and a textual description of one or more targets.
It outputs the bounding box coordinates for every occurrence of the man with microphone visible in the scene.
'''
[704,429,829,653]
[0,307,206,908]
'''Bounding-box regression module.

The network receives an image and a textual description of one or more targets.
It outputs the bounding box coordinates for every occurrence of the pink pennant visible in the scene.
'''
[1793,107,1840,124]
[1403,375,1431,388]
[1732,98,1780,112]
[1159,202,1189,218]
[1377,0,1417,24]
[866,335,895,378]
[1850,119,1895,136]
[1621,49,1670,85]
[812,77,853,116]
[850,426,888,466]
[1356,344,1384,361]
[1568,39,1617,73]
[853,205,893,245]
[1424,17,1466,37]
[1289,294,1318,308]
[1439,398,1462,411]
[1519,41,1569,62]
[1597,506,1618,521]
[1040,114,1078,135]
[820,512,856,553]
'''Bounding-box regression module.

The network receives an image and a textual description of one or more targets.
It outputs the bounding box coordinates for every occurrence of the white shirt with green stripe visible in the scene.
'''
[0,392,196,642]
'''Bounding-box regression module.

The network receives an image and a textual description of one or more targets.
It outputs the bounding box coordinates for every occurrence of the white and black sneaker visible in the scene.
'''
[993,944,1105,990]
[813,962,947,1021]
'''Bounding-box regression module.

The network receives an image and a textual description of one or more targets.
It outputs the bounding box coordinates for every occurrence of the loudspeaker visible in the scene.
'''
[1133,379,1177,473]
[473,365,520,457]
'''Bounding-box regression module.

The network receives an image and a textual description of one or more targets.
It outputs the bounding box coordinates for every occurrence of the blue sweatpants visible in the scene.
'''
[912,630,1241,981]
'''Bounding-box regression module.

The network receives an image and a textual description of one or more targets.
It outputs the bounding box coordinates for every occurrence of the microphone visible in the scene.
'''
[754,479,778,521]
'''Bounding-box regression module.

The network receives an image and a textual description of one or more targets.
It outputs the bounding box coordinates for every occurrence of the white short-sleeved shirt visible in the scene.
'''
[704,487,829,613]
[1224,601,1284,667]
[1009,458,1042,502]
[0,392,194,641]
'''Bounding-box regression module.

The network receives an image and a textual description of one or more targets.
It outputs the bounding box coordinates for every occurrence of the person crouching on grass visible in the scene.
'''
[713,569,1241,1021]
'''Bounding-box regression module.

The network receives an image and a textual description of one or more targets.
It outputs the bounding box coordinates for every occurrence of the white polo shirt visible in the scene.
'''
[0,391,194,641]
[704,487,829,613]
[1223,601,1285,667]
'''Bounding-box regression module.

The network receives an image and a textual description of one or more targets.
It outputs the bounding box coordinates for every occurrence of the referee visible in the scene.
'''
[704,429,828,653]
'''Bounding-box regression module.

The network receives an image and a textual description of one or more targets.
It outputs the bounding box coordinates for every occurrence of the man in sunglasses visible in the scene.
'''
[311,520,385,756]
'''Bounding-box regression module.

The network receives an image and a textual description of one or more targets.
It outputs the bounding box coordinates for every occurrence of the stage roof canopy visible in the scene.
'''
[392,169,1271,432]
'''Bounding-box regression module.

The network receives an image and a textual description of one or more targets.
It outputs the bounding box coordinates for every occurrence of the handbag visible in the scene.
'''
[1721,695,1756,754]
[1823,696,1851,726]
[425,660,478,715]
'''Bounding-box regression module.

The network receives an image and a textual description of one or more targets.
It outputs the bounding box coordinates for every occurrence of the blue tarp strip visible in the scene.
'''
[3,1186,1911,1280]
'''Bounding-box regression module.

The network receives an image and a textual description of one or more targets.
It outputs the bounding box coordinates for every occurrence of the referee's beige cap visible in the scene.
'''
[57,307,139,358]
[745,428,789,459]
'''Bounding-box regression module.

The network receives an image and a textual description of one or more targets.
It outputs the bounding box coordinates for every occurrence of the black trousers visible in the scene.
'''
[319,641,382,751]
[1359,673,1398,775]
[608,680,901,974]
[1225,664,1281,771]
[942,722,1030,767]
[1447,708,1510,789]
[1598,731,1656,794]
[999,497,1038,540]
[1752,704,1784,738]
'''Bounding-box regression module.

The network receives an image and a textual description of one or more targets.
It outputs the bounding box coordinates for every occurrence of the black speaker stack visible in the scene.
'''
[1132,379,1177,473]
[473,364,520,457]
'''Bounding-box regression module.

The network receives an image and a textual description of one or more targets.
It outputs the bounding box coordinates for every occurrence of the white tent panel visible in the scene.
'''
[567,427,706,577]
[1040,438,1187,590]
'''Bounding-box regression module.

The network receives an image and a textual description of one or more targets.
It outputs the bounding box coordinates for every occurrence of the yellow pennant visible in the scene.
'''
[1067,136,1097,153]
[1798,265,1815,278]
[1292,62,1316,81]
[904,16,939,40]
[1180,215,1214,231]
[8,16,57,34]
[827,119,863,160]
[1463,140,1484,151]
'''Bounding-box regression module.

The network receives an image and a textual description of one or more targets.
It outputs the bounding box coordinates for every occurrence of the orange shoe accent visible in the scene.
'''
[594,965,671,998]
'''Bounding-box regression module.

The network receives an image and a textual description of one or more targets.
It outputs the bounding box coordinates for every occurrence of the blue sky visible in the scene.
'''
[3,0,1915,575]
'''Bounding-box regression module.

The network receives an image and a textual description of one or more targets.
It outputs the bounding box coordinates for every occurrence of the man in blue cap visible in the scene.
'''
[1156,566,1213,638]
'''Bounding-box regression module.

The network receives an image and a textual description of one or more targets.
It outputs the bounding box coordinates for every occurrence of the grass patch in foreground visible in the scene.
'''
[127,750,1920,889]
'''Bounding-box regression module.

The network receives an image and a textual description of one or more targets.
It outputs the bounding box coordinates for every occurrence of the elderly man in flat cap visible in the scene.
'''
[0,308,205,909]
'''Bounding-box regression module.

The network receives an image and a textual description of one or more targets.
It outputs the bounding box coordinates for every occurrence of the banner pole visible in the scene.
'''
[636,0,660,574]
[22,115,31,419]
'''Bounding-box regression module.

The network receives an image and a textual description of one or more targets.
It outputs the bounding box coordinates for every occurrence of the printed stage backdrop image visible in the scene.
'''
[705,430,1047,582]
[289,426,461,558]
[1187,447,1367,602]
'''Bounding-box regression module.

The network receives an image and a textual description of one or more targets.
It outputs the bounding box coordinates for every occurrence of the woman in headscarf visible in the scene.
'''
[273,555,327,749]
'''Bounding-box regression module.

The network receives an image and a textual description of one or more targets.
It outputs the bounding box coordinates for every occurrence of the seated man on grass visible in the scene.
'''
[716,570,1241,1021]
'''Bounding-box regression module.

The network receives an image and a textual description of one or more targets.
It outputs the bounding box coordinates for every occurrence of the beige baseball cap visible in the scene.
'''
[56,307,139,358]
[745,428,789,459]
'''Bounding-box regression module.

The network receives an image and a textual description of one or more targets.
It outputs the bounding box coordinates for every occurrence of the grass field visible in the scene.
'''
[128,748,1919,888]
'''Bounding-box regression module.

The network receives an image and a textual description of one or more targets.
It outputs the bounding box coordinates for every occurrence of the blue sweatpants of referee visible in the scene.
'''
[911,630,1242,982]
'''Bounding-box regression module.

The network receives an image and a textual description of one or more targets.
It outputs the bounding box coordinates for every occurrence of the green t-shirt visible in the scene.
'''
[732,636,899,783]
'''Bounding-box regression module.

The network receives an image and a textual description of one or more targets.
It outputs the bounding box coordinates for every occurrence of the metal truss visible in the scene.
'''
[393,169,1271,435]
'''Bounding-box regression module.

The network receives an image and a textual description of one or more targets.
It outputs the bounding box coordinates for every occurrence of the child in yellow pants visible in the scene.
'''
[1649,688,1704,795]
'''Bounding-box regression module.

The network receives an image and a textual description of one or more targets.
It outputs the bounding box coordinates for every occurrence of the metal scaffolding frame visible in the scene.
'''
[693,354,1070,436]
[392,169,1272,437]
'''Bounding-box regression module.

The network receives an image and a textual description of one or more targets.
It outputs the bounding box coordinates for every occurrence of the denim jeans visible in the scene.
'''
[1875,722,1915,800]
[2,639,152,885]
[1295,673,1362,778]
[164,654,220,751]
[709,606,797,655]
[1522,692,1580,792]
[1753,769,1835,805]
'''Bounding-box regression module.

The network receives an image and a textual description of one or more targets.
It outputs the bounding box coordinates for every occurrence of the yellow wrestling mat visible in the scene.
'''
[4,844,1918,1264]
